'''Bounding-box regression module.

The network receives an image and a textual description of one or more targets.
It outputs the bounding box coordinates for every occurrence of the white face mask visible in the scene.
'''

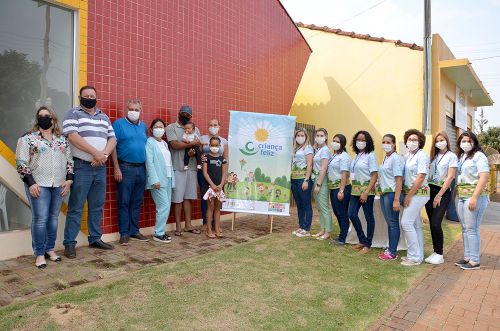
[127,111,140,122]
[296,136,306,145]
[406,141,419,152]
[315,136,326,145]
[435,141,447,150]
[331,141,341,151]
[460,142,473,153]
[152,128,165,138]
[210,146,219,154]
[209,127,219,135]
[381,143,393,153]
[356,141,366,150]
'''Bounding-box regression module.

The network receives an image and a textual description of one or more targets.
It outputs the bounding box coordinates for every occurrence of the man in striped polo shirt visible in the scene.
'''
[62,86,117,258]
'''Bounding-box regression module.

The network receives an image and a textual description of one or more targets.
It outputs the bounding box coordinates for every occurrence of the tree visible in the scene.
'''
[475,108,488,134]
[478,126,500,152]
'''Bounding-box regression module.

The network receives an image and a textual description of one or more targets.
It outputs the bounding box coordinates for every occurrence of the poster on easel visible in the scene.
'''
[222,111,296,217]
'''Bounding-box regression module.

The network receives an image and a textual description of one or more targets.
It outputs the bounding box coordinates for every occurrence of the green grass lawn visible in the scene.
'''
[0,223,461,331]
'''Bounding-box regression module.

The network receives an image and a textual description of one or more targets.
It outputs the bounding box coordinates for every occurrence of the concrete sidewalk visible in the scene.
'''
[372,201,500,331]
[0,213,293,307]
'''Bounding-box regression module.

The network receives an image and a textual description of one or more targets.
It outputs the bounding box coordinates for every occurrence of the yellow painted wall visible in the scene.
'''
[291,28,424,162]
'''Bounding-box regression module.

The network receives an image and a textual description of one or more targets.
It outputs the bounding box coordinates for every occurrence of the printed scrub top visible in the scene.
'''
[403,150,430,196]
[291,145,314,179]
[378,152,403,194]
[327,151,351,190]
[350,152,377,196]
[457,151,490,198]
[312,145,331,178]
[429,151,458,187]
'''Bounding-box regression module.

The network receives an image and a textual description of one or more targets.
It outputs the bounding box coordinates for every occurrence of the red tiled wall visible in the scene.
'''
[86,0,311,234]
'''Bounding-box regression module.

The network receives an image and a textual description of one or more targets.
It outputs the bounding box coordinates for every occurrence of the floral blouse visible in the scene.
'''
[15,131,74,187]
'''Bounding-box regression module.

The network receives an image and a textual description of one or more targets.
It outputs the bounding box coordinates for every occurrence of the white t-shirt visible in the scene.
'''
[403,149,430,196]
[456,151,490,198]
[327,151,351,189]
[312,145,331,175]
[182,132,199,142]
[378,152,403,194]
[156,139,172,177]
[429,151,458,187]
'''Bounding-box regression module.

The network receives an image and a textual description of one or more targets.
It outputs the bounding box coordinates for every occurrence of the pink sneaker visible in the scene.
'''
[378,251,398,260]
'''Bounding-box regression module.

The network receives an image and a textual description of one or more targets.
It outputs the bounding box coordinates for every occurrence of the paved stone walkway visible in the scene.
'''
[0,214,294,307]
[371,228,500,331]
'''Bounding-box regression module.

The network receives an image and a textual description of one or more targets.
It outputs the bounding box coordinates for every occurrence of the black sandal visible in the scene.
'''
[45,252,62,262]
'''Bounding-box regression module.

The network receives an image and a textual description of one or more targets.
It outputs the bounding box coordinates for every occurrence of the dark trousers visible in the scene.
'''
[117,163,146,236]
[425,184,451,255]
[184,147,201,166]
[348,195,375,247]
[197,169,208,225]
[329,185,351,242]
[446,179,459,221]
[290,178,313,231]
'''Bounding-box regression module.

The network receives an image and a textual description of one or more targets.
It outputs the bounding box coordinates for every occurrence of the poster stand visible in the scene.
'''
[230,212,274,234]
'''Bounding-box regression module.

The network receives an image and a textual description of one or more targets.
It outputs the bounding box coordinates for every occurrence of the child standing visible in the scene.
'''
[183,122,202,170]
[202,137,228,238]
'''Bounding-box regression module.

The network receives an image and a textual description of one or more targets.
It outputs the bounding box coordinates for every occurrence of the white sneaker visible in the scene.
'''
[401,259,421,266]
[425,252,437,264]
[183,165,189,170]
[427,253,444,265]
[296,230,311,237]
[292,228,302,235]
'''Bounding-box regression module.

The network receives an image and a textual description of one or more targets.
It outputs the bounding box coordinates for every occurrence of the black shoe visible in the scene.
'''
[89,239,114,250]
[35,257,47,269]
[460,262,480,270]
[64,245,76,259]
[119,235,129,246]
[44,252,62,262]
[454,259,469,267]
[330,238,346,246]
[130,233,149,242]
[153,234,172,243]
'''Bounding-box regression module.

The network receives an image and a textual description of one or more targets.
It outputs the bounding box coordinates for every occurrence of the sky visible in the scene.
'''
[280,0,500,129]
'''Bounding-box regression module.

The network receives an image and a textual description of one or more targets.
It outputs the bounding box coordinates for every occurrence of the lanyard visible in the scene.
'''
[435,151,448,167]
[403,149,419,177]
[352,152,365,172]
[459,154,467,174]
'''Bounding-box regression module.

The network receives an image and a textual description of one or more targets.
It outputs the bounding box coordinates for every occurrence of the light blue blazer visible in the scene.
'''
[145,137,175,190]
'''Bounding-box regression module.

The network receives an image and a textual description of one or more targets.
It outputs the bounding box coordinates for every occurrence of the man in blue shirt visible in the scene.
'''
[111,99,148,245]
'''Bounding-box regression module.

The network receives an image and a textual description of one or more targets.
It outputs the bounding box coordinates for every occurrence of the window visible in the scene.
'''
[0,0,74,232]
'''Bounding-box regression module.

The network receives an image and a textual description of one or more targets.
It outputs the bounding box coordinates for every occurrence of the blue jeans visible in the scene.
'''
[291,178,313,231]
[117,163,146,236]
[329,185,351,242]
[380,192,402,255]
[197,169,208,225]
[456,196,489,264]
[63,159,106,246]
[25,185,64,256]
[348,195,375,247]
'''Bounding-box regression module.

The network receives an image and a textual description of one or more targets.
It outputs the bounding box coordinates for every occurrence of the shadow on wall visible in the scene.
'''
[291,76,383,153]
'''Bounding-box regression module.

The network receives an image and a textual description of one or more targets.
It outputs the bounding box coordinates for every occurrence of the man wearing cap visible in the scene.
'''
[166,105,202,235]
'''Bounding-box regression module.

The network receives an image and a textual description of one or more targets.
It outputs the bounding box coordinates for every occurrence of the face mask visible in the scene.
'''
[209,127,219,135]
[210,146,220,154]
[406,141,419,152]
[296,136,306,145]
[331,142,341,151]
[178,115,190,125]
[315,137,326,145]
[460,142,473,153]
[37,116,52,130]
[382,143,393,153]
[127,111,140,122]
[152,128,165,138]
[435,141,447,150]
[356,141,366,150]
[80,97,97,109]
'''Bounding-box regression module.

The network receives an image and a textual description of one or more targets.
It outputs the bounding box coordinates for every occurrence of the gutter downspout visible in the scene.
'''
[423,0,432,134]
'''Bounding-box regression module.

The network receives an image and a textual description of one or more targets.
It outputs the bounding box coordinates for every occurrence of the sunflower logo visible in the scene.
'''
[254,128,269,142]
